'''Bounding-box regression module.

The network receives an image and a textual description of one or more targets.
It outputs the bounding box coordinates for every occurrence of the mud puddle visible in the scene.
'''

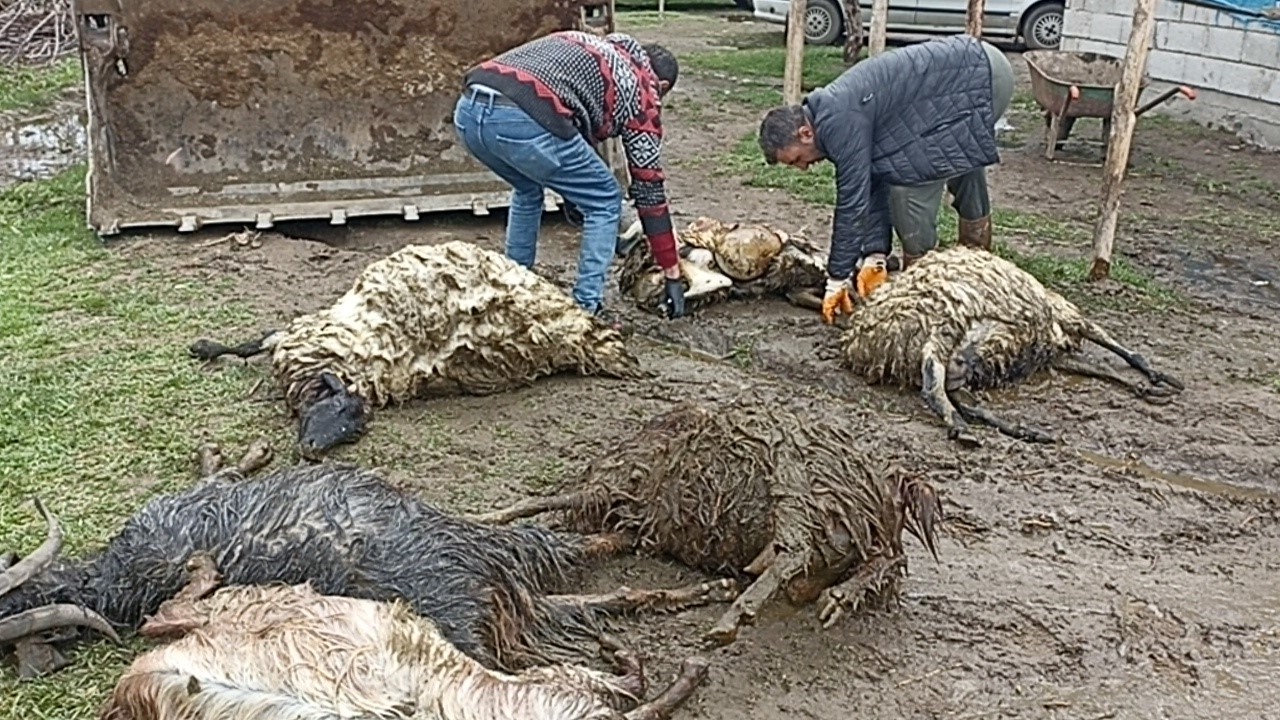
[0,112,85,190]
[1075,448,1280,502]
[1177,249,1280,310]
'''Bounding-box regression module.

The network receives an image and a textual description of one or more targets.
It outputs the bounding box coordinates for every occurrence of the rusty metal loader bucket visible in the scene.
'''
[69,0,620,236]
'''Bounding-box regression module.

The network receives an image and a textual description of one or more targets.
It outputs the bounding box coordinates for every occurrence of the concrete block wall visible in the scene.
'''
[1059,0,1280,149]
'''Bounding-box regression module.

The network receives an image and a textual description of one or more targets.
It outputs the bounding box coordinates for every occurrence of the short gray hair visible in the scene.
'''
[758,105,809,165]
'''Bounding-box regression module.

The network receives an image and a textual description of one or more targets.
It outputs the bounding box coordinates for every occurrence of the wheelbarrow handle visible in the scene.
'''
[1135,85,1197,117]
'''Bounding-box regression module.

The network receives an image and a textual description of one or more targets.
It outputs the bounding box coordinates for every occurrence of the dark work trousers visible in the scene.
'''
[888,40,1016,257]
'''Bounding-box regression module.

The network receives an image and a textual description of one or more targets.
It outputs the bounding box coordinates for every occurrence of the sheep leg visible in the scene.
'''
[703,550,807,646]
[948,390,1058,444]
[545,578,740,615]
[195,443,224,478]
[816,555,906,628]
[1051,353,1180,404]
[138,553,223,639]
[188,330,280,362]
[1080,322,1186,392]
[785,288,824,311]
[232,436,274,475]
[623,656,712,720]
[920,354,982,448]
[463,491,591,525]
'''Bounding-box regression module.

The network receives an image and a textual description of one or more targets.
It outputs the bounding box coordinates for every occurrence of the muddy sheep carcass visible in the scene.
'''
[617,217,830,316]
[468,400,943,646]
[99,555,710,720]
[188,240,646,458]
[0,441,736,679]
[839,244,1185,446]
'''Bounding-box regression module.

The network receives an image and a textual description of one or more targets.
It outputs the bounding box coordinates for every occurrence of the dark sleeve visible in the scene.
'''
[823,110,878,280]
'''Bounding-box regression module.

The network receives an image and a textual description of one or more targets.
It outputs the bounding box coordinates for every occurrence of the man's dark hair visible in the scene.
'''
[643,43,679,90]
[758,105,809,165]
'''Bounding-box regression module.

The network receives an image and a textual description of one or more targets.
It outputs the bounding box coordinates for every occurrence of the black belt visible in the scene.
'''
[466,84,519,107]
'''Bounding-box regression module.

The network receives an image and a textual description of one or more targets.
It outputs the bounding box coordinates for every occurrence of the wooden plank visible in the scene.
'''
[783,0,808,104]
[868,0,888,55]
[966,0,985,36]
[1089,0,1158,280]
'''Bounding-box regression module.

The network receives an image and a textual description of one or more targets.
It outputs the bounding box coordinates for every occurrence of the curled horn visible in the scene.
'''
[0,498,122,645]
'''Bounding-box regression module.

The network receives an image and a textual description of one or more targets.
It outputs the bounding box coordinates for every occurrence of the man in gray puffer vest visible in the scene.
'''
[757,34,1015,324]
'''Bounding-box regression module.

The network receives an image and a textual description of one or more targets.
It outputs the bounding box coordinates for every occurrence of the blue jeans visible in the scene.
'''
[453,86,623,314]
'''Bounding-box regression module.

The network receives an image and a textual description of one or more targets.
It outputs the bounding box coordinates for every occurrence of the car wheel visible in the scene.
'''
[734,0,752,9]
[1021,2,1064,50]
[803,0,843,45]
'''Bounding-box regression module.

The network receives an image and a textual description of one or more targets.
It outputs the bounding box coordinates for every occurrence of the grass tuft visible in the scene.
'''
[0,57,83,115]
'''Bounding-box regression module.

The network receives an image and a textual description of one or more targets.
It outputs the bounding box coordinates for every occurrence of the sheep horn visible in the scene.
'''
[0,498,61,597]
[0,604,121,645]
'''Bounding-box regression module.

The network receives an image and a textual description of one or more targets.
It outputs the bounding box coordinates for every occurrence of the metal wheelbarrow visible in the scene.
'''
[1024,50,1198,161]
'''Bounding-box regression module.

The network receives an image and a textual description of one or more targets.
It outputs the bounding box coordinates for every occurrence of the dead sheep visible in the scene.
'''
[616,217,829,316]
[98,555,709,720]
[840,244,1185,446]
[468,400,942,646]
[0,441,736,679]
[189,240,646,458]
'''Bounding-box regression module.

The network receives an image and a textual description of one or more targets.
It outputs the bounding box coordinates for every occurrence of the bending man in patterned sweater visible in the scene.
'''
[456,30,687,323]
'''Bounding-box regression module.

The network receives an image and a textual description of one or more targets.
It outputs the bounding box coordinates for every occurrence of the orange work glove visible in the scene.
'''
[855,253,890,299]
[821,277,854,324]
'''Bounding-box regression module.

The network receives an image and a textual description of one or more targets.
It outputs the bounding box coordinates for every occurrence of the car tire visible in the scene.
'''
[734,0,752,9]
[795,0,843,45]
[1021,2,1064,50]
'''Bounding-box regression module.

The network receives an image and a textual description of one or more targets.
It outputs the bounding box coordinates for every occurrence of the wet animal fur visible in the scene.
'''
[472,400,942,644]
[839,244,1185,444]
[616,219,828,315]
[0,463,604,674]
[190,241,646,452]
[100,581,711,720]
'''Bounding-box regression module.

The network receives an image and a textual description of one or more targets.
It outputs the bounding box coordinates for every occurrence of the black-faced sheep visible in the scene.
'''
[188,240,646,458]
[0,442,737,679]
[840,244,1186,446]
[466,400,943,646]
[617,217,830,316]
[99,554,710,720]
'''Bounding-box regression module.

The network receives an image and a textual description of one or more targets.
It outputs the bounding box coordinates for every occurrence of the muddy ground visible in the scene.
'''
[16,10,1280,719]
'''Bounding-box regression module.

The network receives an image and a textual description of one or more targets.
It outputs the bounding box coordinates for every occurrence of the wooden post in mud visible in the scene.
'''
[1088,0,1158,280]
[966,0,985,36]
[868,0,888,55]
[841,0,864,63]
[783,0,808,104]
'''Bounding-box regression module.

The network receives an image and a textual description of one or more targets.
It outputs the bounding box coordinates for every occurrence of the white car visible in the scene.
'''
[751,0,1063,50]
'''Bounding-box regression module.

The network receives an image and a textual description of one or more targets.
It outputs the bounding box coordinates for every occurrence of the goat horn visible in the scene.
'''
[0,498,61,597]
[0,604,122,645]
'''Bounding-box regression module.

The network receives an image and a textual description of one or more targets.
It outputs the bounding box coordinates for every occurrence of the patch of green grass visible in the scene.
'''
[684,45,859,92]
[0,57,82,114]
[716,132,1177,306]
[0,165,293,716]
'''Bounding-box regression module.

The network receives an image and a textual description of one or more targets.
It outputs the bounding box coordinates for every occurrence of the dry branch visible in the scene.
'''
[0,0,76,65]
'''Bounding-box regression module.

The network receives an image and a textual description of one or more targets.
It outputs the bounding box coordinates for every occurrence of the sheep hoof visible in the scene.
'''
[947,427,983,448]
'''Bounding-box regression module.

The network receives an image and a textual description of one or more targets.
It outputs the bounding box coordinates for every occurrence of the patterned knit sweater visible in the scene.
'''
[464,31,678,271]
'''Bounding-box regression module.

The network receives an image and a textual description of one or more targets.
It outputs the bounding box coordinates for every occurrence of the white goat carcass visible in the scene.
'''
[188,241,646,458]
[840,244,1185,446]
[99,556,710,720]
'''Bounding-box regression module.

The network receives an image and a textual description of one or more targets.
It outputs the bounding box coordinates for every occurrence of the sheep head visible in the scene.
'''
[296,372,369,460]
[0,499,121,677]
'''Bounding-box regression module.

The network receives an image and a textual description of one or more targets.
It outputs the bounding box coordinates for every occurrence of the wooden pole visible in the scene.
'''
[965,0,985,36]
[658,0,665,19]
[783,0,808,104]
[841,0,863,63]
[1088,0,1158,280]
[868,0,888,55]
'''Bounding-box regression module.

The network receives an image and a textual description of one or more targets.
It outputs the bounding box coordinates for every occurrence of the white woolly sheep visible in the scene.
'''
[839,244,1185,446]
[616,217,830,315]
[98,555,710,720]
[188,241,646,458]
